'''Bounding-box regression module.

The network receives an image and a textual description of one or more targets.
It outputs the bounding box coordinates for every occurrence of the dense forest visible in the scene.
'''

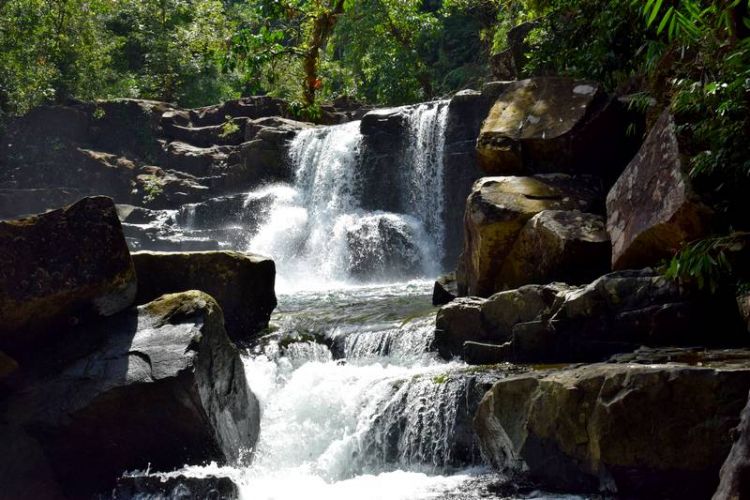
[2,0,749,283]
[3,1,750,498]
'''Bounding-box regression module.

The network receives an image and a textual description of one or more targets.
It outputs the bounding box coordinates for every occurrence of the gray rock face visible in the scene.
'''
[498,210,610,290]
[456,174,603,297]
[714,389,750,500]
[0,196,136,358]
[606,110,714,270]
[3,291,259,498]
[474,361,750,498]
[436,269,743,363]
[131,251,277,344]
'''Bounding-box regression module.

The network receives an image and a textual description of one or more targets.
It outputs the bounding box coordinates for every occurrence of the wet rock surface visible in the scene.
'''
[456,174,603,297]
[131,251,277,344]
[0,196,136,358]
[114,474,240,500]
[437,270,745,362]
[2,291,259,498]
[475,359,750,498]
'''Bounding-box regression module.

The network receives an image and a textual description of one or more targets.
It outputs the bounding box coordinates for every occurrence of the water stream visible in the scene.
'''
[128,102,584,499]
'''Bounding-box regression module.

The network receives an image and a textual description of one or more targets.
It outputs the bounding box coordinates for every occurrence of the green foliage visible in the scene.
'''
[219,116,240,139]
[141,174,164,204]
[665,233,748,292]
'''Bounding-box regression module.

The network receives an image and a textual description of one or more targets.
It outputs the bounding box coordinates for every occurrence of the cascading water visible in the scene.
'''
[127,103,580,499]
[246,101,449,291]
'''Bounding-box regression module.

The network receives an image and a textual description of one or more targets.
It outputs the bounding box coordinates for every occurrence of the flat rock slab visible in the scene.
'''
[3,290,259,497]
[132,251,277,344]
[0,196,136,358]
[475,360,750,498]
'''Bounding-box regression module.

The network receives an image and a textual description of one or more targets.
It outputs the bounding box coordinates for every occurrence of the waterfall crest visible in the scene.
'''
[246,101,450,291]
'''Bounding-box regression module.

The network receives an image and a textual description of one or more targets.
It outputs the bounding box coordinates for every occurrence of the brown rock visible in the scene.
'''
[131,251,277,344]
[476,77,625,178]
[499,210,610,290]
[457,175,602,297]
[606,110,713,269]
[475,361,750,497]
[0,196,136,357]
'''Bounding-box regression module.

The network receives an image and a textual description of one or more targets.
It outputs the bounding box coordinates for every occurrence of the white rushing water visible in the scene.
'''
[127,104,587,499]
[247,102,449,292]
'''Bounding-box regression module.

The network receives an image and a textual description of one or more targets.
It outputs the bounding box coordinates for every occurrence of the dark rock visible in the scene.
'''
[740,293,750,334]
[176,192,274,231]
[436,270,745,363]
[89,99,173,161]
[433,272,458,306]
[0,425,66,499]
[344,215,425,280]
[131,251,277,343]
[161,141,232,176]
[161,117,248,148]
[435,284,565,359]
[114,474,239,500]
[134,167,210,209]
[442,89,496,268]
[490,22,538,80]
[476,77,630,181]
[434,297,485,359]
[457,175,603,297]
[714,389,750,500]
[607,110,714,270]
[0,196,136,358]
[190,96,288,127]
[475,361,750,498]
[498,210,610,290]
[4,291,259,498]
[463,341,512,365]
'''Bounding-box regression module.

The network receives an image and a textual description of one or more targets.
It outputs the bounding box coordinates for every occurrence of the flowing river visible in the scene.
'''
[126,102,586,499]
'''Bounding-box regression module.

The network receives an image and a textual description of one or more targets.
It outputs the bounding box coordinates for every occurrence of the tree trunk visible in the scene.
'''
[302,0,345,106]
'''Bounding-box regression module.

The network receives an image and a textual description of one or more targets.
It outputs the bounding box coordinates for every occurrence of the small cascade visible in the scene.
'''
[245,101,450,290]
[404,101,450,264]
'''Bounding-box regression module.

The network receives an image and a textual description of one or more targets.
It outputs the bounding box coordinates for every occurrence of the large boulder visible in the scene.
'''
[3,291,259,498]
[475,361,750,498]
[714,389,750,500]
[457,174,602,297]
[607,110,713,270]
[343,213,426,280]
[0,196,136,358]
[131,251,277,343]
[436,270,743,362]
[476,77,628,180]
[498,210,610,290]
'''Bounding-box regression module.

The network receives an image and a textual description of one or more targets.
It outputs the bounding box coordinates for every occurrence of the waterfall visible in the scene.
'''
[404,101,449,265]
[246,103,450,291]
